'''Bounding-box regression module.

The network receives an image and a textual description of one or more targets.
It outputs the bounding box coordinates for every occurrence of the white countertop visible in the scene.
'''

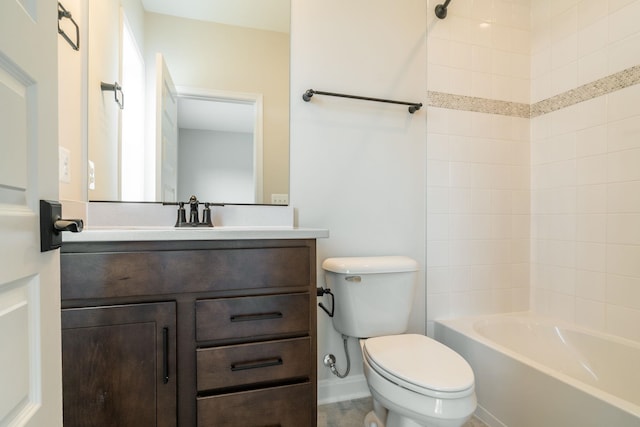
[62,226,329,242]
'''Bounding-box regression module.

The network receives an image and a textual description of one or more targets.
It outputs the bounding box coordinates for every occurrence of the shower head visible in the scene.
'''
[435,0,452,19]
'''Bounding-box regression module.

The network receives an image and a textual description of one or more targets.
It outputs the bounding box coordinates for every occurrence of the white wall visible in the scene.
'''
[177,129,254,203]
[83,0,145,201]
[59,0,145,203]
[58,0,86,202]
[290,0,427,402]
[86,0,121,200]
[530,0,640,342]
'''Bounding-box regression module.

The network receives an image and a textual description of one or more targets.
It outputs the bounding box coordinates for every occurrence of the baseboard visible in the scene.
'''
[474,404,506,427]
[317,374,371,405]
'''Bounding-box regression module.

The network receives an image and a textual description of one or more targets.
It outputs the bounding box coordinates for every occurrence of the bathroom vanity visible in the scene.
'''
[60,228,325,426]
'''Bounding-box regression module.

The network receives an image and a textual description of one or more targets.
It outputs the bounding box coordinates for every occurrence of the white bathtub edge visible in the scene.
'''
[435,312,640,424]
[474,405,507,427]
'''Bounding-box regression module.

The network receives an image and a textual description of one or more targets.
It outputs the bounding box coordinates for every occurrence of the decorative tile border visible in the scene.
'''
[427,65,640,119]
[530,65,640,117]
[427,91,530,118]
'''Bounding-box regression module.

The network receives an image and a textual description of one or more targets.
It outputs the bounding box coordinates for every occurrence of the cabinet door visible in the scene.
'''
[61,302,176,427]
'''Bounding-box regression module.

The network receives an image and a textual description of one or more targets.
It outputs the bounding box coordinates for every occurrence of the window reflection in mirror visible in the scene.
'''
[121,15,146,201]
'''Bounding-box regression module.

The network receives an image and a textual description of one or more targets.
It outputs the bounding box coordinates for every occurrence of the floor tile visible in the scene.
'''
[317,397,488,427]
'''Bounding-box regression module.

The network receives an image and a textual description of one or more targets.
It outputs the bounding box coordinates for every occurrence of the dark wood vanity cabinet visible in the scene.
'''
[61,239,318,427]
[61,302,177,427]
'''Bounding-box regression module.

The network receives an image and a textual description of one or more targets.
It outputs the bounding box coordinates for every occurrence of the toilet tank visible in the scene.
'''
[322,256,419,338]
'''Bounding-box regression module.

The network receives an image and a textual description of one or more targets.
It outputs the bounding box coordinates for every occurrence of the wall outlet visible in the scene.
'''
[271,193,289,205]
[59,147,71,183]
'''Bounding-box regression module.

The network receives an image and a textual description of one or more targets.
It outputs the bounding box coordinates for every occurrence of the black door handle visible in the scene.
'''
[40,200,83,252]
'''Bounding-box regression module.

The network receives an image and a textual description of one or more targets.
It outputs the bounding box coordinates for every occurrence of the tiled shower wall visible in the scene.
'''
[426,0,640,342]
[530,0,640,341]
[425,0,532,334]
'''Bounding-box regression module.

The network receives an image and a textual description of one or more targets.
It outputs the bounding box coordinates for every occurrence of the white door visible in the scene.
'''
[0,1,63,426]
[156,54,178,202]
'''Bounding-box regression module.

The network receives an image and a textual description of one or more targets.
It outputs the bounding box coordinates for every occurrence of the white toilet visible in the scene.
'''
[322,256,477,427]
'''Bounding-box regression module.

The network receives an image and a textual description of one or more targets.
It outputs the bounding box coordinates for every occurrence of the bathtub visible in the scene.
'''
[434,313,640,427]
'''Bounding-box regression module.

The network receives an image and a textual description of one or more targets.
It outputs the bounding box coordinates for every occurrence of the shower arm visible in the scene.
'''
[435,0,452,19]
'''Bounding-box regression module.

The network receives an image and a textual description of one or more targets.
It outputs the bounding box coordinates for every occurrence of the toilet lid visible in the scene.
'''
[363,334,474,393]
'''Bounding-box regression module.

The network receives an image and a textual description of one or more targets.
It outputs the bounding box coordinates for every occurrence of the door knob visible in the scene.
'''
[40,200,83,252]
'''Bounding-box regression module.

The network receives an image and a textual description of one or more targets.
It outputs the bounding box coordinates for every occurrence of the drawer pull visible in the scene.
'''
[230,312,283,322]
[230,357,283,372]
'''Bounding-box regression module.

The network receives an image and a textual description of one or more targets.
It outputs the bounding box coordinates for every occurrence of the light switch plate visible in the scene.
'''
[59,147,71,183]
[88,160,95,190]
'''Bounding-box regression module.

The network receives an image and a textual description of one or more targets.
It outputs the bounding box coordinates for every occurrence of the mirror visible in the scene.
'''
[87,0,290,204]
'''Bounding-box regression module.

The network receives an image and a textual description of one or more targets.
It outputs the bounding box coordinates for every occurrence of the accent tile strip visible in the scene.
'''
[530,64,640,117]
[427,91,530,118]
[428,65,640,119]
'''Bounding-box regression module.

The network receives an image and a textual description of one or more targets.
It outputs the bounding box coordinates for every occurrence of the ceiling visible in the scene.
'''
[141,0,290,33]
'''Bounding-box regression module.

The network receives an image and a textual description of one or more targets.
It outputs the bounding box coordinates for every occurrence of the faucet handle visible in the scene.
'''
[202,202,213,227]
[174,202,187,227]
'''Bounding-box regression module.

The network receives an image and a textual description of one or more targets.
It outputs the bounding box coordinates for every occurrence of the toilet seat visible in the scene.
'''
[362,334,474,398]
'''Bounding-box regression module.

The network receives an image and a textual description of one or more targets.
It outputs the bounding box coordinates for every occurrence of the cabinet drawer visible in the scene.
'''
[197,383,313,427]
[196,294,309,342]
[61,246,311,300]
[197,337,310,392]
